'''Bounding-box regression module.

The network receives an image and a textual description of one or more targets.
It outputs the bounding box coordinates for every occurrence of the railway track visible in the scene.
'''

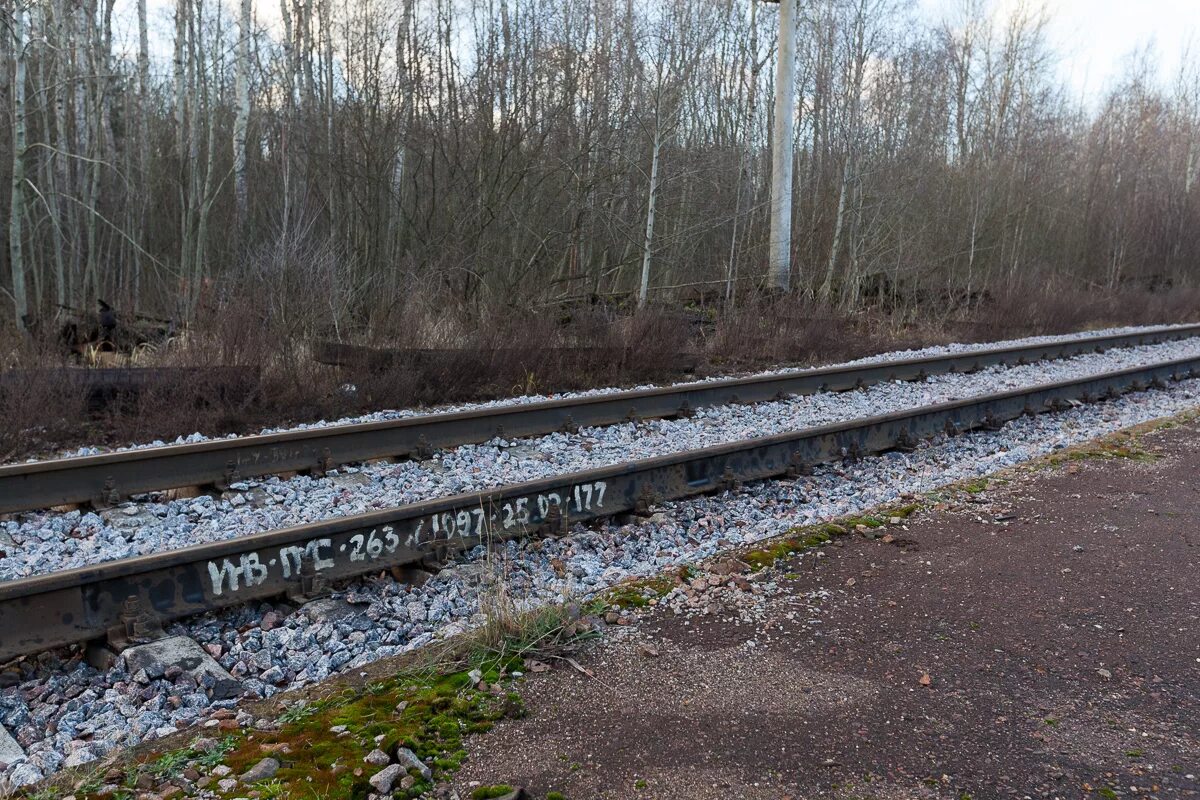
[2,324,1197,515]
[0,352,1196,664]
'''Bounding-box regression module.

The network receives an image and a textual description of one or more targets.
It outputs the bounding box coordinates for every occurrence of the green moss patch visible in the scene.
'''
[742,525,842,571]
[35,598,597,800]
[962,477,990,494]
[602,574,677,608]
[1050,441,1159,464]
[740,504,921,572]
[69,665,520,800]
[224,667,514,798]
[1035,421,1181,471]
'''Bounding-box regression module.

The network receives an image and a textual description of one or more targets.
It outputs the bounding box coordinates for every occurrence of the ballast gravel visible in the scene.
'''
[2,372,1200,787]
[4,337,1200,582]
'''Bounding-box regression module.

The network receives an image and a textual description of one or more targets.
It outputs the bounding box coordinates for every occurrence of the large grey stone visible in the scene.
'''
[240,757,279,783]
[6,761,42,787]
[0,725,25,768]
[122,636,242,700]
[393,746,431,780]
[363,749,390,766]
[368,763,404,794]
[300,597,357,623]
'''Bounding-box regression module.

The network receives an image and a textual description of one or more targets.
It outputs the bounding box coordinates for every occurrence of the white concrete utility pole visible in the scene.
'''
[767,0,796,292]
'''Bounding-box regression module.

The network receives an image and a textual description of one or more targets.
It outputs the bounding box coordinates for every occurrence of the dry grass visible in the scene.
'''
[1,264,1197,462]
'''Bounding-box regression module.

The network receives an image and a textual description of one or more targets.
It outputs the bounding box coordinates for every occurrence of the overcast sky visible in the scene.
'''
[918,0,1198,101]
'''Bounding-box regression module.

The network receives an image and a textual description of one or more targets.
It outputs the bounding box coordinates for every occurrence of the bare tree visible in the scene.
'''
[8,3,28,329]
[0,0,1196,328]
[233,0,251,229]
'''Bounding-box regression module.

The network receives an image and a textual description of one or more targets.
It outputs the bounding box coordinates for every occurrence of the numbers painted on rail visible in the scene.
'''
[204,480,607,597]
[409,480,607,543]
[347,528,401,561]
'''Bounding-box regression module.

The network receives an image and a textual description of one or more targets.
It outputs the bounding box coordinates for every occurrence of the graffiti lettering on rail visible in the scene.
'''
[413,480,607,542]
[206,479,608,596]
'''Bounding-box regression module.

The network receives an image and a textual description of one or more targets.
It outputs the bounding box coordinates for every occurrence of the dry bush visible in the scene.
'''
[71,227,351,445]
[346,302,696,410]
[706,295,929,368]
[969,280,1200,338]
[2,260,1198,462]
[0,331,90,460]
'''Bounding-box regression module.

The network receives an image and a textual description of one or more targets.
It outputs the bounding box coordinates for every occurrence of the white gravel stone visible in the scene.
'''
[0,724,24,767]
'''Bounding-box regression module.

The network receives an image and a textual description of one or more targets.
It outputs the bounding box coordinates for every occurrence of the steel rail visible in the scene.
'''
[1,324,1197,515]
[0,354,1196,663]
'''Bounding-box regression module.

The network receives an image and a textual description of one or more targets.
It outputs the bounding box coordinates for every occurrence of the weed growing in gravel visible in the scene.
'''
[278,699,323,724]
[962,478,990,494]
[22,789,62,800]
[471,785,515,799]
[147,746,199,780]
[253,778,288,798]
[100,733,240,796]
[193,735,238,769]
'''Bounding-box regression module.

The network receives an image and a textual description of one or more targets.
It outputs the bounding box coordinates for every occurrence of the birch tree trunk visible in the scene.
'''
[389,0,415,261]
[174,0,188,159]
[233,0,251,228]
[819,0,868,304]
[9,5,29,330]
[820,156,850,300]
[637,108,664,308]
[726,0,759,306]
[134,0,150,303]
[35,5,66,307]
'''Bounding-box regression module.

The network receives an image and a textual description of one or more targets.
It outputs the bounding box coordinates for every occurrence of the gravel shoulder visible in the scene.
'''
[451,421,1200,800]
